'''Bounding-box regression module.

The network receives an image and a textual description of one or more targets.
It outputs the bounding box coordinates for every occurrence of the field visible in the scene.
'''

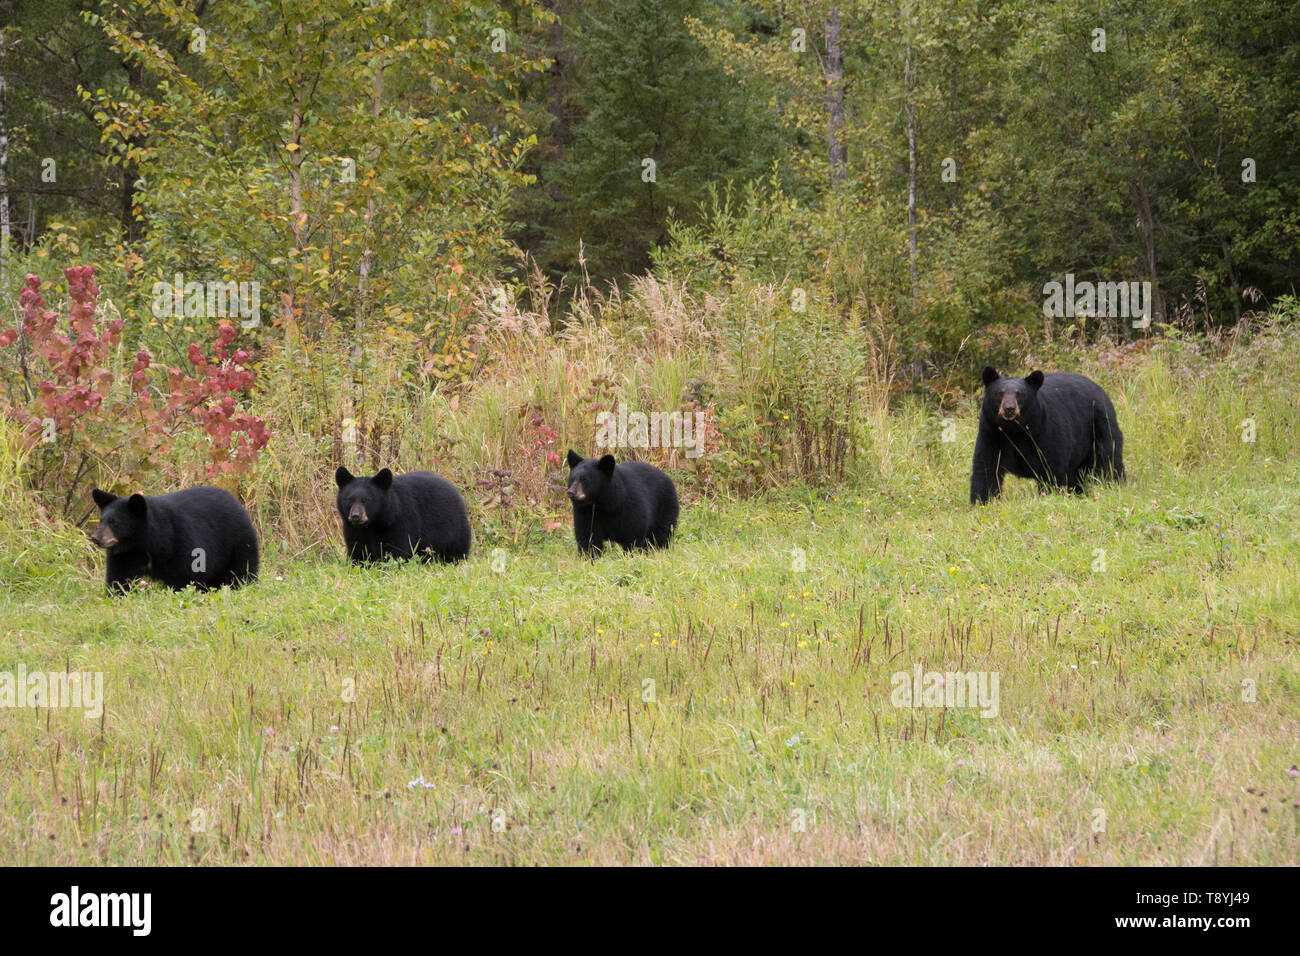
[1,329,1298,865]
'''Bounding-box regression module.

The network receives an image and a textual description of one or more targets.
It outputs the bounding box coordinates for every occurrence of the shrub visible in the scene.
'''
[0,266,268,519]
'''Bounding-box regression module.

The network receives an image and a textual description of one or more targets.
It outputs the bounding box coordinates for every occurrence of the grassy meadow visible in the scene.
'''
[1,321,1298,865]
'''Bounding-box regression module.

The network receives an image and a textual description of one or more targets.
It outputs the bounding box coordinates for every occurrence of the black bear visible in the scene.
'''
[970,366,1125,504]
[565,449,679,556]
[334,467,471,563]
[90,486,259,593]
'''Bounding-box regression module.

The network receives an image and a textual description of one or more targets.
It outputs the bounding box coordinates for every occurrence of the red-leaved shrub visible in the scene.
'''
[0,266,268,518]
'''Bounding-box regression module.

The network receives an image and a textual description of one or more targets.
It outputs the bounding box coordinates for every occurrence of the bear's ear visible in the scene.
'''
[92,488,116,510]
[981,366,1000,386]
[597,454,616,475]
[566,449,583,469]
[126,493,148,516]
[335,466,354,488]
[1025,370,1045,390]
[374,468,393,490]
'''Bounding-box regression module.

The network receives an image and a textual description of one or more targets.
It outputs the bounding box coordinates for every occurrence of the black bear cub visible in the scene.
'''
[335,467,471,564]
[90,486,259,593]
[971,366,1125,504]
[565,449,679,556]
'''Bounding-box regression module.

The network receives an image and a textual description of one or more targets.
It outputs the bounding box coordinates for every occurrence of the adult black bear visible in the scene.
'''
[334,467,471,563]
[565,449,679,556]
[970,367,1124,504]
[90,486,259,593]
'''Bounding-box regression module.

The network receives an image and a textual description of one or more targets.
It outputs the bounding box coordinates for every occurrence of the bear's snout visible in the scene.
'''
[90,525,117,550]
[567,482,586,502]
[998,398,1020,420]
[347,503,369,526]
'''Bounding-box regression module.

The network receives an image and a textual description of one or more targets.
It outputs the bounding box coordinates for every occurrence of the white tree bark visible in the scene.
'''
[0,31,11,291]
[824,6,847,184]
[353,52,383,368]
[904,33,918,307]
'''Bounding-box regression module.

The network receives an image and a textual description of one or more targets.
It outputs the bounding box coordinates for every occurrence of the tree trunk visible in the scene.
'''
[824,5,847,184]
[286,23,306,333]
[353,53,383,369]
[1221,237,1241,323]
[904,36,918,306]
[0,33,10,289]
[546,0,567,166]
[1131,175,1164,330]
[121,60,145,243]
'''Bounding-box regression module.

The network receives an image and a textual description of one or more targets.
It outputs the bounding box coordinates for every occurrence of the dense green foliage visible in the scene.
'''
[0,0,1296,509]
[4,1,1295,326]
[1,1,1298,869]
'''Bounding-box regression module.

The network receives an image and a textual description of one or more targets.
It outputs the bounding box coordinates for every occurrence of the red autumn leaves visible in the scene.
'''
[1,266,268,480]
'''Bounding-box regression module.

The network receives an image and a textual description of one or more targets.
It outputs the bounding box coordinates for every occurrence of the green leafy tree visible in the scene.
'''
[91,0,549,368]
[519,0,786,284]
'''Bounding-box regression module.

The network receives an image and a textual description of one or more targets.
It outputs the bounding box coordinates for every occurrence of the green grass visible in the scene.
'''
[1,334,1299,865]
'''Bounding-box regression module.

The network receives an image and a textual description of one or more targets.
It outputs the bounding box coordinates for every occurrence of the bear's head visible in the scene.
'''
[981,366,1044,425]
[335,466,394,528]
[90,489,148,554]
[566,450,616,504]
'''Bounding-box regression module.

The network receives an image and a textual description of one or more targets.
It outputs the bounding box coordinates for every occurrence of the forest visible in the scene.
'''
[0,1,1297,871]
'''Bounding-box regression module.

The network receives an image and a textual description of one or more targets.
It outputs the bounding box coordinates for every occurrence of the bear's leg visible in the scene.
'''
[356,538,386,564]
[1090,406,1125,481]
[106,575,136,595]
[237,544,259,583]
[1058,456,1083,493]
[104,552,147,595]
[573,509,603,556]
[970,435,1005,505]
[217,548,255,586]
[627,528,655,550]
[385,536,418,561]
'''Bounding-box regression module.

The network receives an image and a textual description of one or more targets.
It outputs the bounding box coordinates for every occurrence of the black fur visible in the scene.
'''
[970,366,1125,504]
[335,466,471,563]
[90,486,259,593]
[565,449,679,556]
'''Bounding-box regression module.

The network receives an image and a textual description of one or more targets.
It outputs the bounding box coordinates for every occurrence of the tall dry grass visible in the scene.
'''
[251,269,895,550]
